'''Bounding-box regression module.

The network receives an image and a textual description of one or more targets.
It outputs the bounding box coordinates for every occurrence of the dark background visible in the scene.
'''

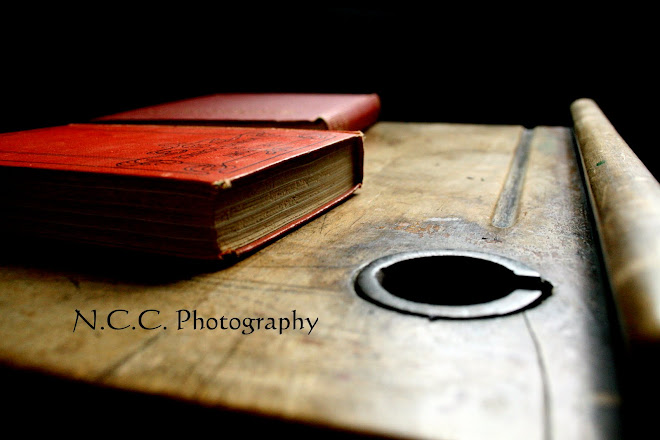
[2,7,657,178]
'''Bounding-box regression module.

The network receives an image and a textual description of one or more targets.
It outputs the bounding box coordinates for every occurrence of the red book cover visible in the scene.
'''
[0,124,364,260]
[92,93,381,132]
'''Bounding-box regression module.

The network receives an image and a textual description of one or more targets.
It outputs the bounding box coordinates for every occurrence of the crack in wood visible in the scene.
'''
[95,330,167,382]
[524,312,552,440]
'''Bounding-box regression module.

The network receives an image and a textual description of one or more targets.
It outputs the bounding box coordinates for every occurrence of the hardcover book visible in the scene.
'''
[0,123,364,259]
[92,93,381,132]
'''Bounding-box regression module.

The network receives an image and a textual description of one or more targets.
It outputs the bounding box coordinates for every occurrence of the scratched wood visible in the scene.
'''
[0,122,620,439]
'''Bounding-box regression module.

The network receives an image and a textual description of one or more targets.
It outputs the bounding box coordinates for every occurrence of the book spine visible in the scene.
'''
[324,94,381,131]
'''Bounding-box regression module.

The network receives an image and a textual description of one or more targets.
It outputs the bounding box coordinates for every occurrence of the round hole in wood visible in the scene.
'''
[354,250,552,319]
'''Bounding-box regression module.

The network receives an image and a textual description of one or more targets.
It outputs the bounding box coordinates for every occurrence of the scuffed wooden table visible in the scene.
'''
[3,102,647,439]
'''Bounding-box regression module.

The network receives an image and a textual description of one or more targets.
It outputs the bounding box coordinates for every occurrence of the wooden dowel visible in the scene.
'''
[571,98,660,347]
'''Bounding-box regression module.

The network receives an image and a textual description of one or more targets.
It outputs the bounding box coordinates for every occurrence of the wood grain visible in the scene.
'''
[0,122,620,439]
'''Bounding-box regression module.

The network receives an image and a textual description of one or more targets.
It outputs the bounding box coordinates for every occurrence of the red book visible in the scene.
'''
[93,93,381,131]
[0,123,364,260]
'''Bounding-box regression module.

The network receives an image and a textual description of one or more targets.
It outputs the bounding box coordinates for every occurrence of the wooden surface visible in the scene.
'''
[0,121,621,438]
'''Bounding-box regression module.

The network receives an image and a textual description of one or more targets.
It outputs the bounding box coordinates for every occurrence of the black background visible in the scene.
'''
[2,7,657,177]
